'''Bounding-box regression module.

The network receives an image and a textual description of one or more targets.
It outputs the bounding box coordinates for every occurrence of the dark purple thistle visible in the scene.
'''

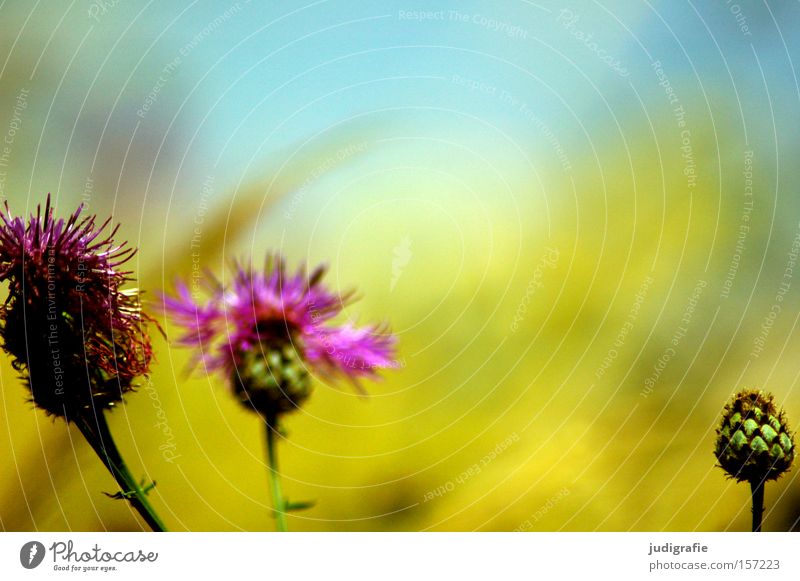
[0,195,153,418]
[163,254,397,418]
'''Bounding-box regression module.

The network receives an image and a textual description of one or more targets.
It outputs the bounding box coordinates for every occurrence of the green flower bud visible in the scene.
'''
[233,338,312,418]
[715,389,794,483]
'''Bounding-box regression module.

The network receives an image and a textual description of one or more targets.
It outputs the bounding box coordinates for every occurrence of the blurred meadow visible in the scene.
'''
[1,0,800,531]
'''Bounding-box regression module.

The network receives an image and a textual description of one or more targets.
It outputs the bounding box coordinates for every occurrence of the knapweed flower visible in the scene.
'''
[163,254,397,419]
[715,389,794,483]
[0,196,153,418]
[715,388,795,532]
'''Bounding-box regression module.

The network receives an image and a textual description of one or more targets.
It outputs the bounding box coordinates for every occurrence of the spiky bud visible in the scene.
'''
[715,389,794,483]
[233,336,312,418]
[0,196,153,419]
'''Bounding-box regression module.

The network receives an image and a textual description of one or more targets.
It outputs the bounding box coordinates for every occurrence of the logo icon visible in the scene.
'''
[390,235,412,292]
[20,541,45,569]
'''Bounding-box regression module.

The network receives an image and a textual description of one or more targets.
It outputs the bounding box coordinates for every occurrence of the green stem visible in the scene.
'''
[265,416,288,532]
[76,411,168,532]
[750,479,765,533]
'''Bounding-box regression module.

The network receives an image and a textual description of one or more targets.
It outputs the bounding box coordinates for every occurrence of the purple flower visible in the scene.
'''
[163,254,397,417]
[0,195,153,418]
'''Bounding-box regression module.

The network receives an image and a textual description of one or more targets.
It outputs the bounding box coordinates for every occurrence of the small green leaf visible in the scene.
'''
[284,499,316,512]
[103,489,136,500]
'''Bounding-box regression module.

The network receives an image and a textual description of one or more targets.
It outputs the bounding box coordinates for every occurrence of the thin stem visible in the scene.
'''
[265,416,288,532]
[76,411,168,532]
[750,479,765,533]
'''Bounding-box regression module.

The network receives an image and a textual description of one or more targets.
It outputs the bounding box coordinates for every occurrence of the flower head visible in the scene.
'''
[715,389,795,483]
[163,254,397,418]
[0,195,153,418]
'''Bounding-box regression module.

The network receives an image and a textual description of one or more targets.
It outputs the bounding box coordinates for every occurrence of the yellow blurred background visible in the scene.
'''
[1,1,800,531]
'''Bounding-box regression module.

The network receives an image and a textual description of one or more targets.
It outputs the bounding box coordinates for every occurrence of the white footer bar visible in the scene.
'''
[1,532,797,579]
